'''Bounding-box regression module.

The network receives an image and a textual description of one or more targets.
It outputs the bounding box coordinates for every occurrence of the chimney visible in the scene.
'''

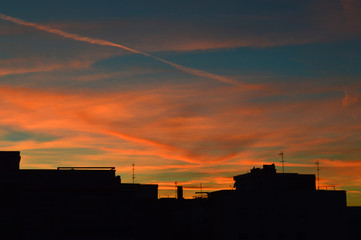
[0,151,21,171]
[177,186,183,199]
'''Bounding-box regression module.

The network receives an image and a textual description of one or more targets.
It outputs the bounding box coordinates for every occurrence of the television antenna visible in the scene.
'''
[132,163,135,184]
[278,151,285,173]
[175,181,177,198]
[315,161,320,190]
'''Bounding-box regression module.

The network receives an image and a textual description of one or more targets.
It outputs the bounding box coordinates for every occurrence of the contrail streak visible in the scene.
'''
[0,13,239,86]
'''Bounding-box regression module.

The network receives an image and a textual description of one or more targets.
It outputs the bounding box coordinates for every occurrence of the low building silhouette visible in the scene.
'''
[0,151,157,240]
[0,151,360,240]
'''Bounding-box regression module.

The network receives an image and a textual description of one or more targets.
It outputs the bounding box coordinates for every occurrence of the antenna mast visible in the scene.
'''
[278,151,285,173]
[132,163,135,184]
[315,161,320,190]
[175,181,177,198]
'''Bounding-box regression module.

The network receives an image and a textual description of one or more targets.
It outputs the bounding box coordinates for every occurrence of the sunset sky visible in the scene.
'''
[0,0,361,205]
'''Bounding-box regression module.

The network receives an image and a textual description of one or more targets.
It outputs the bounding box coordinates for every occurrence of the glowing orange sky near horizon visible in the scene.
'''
[0,82,360,203]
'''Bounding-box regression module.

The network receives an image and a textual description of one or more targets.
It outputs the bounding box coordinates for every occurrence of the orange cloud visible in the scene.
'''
[0,58,91,77]
[0,79,360,202]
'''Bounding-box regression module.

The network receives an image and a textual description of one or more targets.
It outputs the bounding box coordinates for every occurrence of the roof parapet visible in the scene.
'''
[57,167,115,170]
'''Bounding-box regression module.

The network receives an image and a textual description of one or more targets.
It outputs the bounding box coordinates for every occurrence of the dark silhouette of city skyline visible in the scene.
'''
[0,151,360,240]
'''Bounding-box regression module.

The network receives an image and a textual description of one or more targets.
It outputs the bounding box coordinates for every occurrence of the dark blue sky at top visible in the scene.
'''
[1,0,313,21]
[1,0,346,42]
[0,0,359,91]
[94,40,361,80]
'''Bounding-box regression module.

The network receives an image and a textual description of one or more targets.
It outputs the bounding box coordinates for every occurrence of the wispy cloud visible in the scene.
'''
[0,4,360,203]
[0,58,91,77]
[0,79,360,200]
[0,82,359,161]
[343,85,359,106]
[0,13,239,86]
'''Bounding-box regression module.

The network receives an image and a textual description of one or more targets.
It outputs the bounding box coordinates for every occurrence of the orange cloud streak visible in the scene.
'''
[0,81,360,202]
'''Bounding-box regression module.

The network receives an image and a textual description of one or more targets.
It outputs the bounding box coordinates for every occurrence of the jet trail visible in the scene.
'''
[0,13,239,86]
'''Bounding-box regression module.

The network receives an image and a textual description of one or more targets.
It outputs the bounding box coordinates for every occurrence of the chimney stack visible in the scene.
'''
[177,186,183,199]
[0,151,21,171]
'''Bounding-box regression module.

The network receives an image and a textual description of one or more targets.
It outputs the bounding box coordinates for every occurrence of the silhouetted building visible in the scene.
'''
[209,164,347,240]
[234,163,315,192]
[0,151,157,240]
[0,152,360,240]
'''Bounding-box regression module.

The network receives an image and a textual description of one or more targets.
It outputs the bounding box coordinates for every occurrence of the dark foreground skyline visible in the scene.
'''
[1,151,360,240]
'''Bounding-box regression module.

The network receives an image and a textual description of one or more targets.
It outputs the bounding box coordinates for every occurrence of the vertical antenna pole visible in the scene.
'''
[279,151,285,173]
[200,183,202,198]
[175,181,177,198]
[315,161,320,190]
[132,163,135,184]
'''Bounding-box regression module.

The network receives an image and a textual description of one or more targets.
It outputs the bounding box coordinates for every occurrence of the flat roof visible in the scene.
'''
[57,167,115,170]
